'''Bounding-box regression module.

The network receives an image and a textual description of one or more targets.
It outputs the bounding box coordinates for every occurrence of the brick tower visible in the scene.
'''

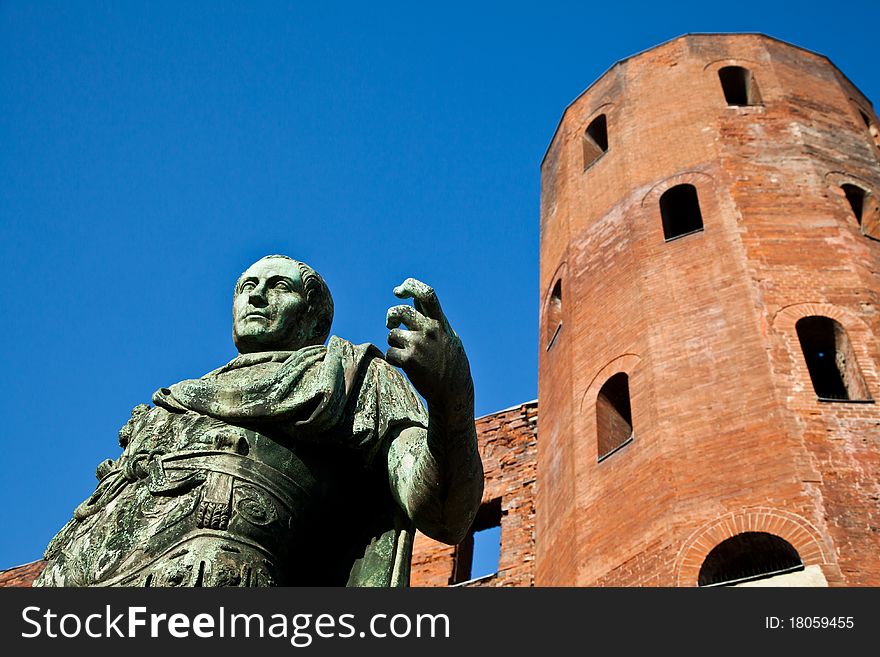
[537,34,880,586]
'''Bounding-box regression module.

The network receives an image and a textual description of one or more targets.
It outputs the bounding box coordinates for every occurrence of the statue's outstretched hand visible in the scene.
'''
[385,279,481,544]
[386,278,472,407]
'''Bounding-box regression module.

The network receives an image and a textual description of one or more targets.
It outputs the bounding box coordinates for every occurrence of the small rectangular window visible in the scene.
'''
[796,316,871,401]
[582,114,608,170]
[841,183,880,240]
[450,499,502,585]
[597,372,633,461]
[545,279,563,350]
[857,108,880,151]
[718,66,761,106]
[660,184,704,240]
[842,184,867,224]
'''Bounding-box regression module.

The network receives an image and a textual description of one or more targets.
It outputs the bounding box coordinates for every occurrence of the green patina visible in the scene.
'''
[36,256,483,587]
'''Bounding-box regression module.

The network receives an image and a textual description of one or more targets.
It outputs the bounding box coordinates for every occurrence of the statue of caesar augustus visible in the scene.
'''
[35,255,483,586]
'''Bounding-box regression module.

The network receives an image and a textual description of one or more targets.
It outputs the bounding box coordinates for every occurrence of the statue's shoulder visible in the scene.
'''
[332,337,428,431]
[327,335,412,388]
[327,335,379,361]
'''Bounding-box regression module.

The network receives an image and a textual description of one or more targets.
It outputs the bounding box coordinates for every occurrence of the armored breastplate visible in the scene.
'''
[107,446,314,587]
[36,344,425,588]
[38,409,321,587]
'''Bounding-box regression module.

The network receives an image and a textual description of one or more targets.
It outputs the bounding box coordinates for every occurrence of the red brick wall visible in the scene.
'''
[410,402,538,587]
[0,561,45,587]
[538,34,880,586]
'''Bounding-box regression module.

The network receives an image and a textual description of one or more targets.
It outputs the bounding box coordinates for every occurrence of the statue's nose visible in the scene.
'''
[248,287,268,306]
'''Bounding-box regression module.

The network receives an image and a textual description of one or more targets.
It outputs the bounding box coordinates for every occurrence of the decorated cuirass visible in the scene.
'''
[40,408,318,586]
[35,337,428,587]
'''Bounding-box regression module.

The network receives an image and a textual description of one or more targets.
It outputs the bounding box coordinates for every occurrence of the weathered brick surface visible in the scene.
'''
[410,402,538,587]
[0,561,45,587]
[538,34,880,586]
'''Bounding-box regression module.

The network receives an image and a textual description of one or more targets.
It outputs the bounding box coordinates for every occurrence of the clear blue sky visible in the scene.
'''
[2,1,878,569]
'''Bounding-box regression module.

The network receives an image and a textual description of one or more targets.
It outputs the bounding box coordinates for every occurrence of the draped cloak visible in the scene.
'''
[35,336,429,587]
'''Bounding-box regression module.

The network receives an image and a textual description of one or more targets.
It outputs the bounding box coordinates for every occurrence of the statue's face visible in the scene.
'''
[232,258,312,353]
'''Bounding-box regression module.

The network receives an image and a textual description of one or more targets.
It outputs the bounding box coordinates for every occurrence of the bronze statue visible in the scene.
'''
[35,255,483,586]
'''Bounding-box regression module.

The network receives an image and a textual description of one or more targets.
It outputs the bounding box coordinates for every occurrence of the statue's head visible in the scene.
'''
[232,255,334,354]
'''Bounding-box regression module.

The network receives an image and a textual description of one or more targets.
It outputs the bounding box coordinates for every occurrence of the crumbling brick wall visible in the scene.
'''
[0,561,45,587]
[410,402,537,587]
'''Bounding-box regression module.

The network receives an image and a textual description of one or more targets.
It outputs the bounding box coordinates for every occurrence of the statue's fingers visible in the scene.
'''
[393,278,443,320]
[385,346,410,368]
[386,304,429,331]
[387,328,413,349]
[393,277,425,299]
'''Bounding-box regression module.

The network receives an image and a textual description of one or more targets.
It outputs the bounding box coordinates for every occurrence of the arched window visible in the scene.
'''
[841,184,880,240]
[597,372,633,461]
[718,66,762,106]
[842,184,868,225]
[660,184,704,241]
[796,316,870,401]
[545,279,563,350]
[857,107,880,151]
[582,114,608,170]
[698,532,803,587]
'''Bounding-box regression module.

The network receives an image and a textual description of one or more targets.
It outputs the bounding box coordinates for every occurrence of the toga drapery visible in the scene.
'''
[36,336,429,587]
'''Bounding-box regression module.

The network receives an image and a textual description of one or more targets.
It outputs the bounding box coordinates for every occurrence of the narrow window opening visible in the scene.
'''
[857,107,880,151]
[842,184,866,224]
[597,372,633,461]
[718,66,761,106]
[545,279,563,350]
[698,532,803,587]
[841,183,880,239]
[582,114,608,170]
[660,184,704,240]
[450,498,502,585]
[796,316,871,401]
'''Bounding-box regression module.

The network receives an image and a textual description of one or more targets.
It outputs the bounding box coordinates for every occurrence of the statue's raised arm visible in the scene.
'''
[35,257,482,587]
[385,278,484,544]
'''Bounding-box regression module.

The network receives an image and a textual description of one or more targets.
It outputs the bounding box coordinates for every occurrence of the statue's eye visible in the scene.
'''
[273,281,292,292]
[240,281,257,293]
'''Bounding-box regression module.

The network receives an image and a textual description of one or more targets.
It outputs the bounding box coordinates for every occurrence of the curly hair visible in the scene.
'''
[237,255,334,346]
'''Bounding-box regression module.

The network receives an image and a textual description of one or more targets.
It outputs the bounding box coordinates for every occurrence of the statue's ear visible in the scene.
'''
[309,310,332,346]
[300,316,325,348]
